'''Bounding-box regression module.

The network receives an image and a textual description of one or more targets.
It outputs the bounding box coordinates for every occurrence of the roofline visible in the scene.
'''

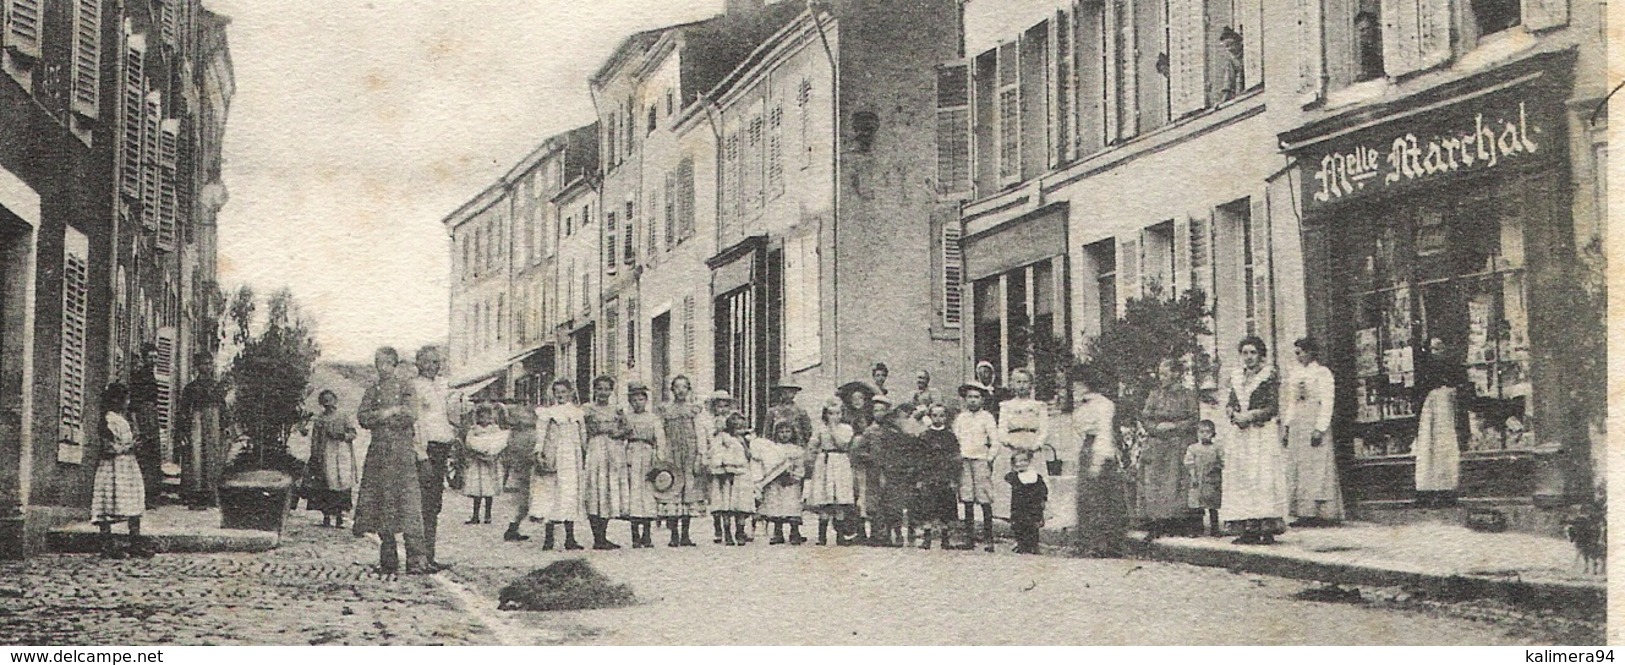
[551,174,597,204]
[589,19,711,88]
[706,9,829,110]
[442,122,597,229]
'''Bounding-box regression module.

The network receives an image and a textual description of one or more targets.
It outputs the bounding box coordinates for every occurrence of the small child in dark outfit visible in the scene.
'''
[1004,457,1048,554]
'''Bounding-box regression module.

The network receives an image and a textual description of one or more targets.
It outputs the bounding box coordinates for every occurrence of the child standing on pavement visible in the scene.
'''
[1184,419,1224,537]
[91,383,154,559]
[953,384,998,550]
[462,402,507,525]
[1005,455,1048,555]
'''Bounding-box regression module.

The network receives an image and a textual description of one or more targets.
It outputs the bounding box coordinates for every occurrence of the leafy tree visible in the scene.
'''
[224,287,320,473]
[1080,285,1215,431]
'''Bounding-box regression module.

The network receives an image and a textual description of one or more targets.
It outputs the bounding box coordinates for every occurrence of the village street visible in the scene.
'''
[0,508,1599,646]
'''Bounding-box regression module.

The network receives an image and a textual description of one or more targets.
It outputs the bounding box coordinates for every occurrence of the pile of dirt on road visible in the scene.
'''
[498,559,636,612]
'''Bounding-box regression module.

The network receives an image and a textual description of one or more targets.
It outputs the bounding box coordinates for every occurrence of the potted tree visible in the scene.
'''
[217,287,321,533]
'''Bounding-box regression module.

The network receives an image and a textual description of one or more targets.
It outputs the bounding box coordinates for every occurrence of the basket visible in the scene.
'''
[1041,444,1064,476]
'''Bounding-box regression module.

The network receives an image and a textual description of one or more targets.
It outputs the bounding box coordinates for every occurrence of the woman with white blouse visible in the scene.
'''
[1284,337,1343,525]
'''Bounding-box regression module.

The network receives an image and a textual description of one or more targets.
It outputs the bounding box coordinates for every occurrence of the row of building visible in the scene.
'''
[443,0,1605,535]
[0,0,234,556]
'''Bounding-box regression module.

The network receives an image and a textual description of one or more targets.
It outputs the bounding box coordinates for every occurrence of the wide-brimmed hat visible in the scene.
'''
[871,393,894,407]
[708,389,735,404]
[958,383,989,398]
[770,383,802,393]
[836,381,876,403]
[647,463,682,502]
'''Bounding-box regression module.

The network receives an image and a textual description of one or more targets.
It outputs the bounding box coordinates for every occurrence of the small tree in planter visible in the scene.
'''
[218,286,321,532]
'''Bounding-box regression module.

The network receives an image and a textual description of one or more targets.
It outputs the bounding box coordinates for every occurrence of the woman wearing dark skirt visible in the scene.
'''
[304,389,358,528]
[1069,365,1128,558]
[1137,359,1200,537]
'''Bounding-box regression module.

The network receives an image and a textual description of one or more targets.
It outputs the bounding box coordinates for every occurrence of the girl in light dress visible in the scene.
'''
[708,412,756,546]
[462,401,508,525]
[91,383,153,559]
[805,399,857,545]
[531,379,586,551]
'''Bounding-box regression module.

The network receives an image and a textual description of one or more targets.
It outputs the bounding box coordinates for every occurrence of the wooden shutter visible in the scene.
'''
[1415,0,1451,71]
[160,0,178,47]
[1119,236,1140,304]
[942,223,964,327]
[1174,216,1192,296]
[784,237,806,370]
[646,192,658,262]
[1075,1,1105,155]
[155,326,177,459]
[678,157,696,241]
[1296,0,1325,98]
[140,91,162,231]
[605,300,618,374]
[1235,0,1264,91]
[120,29,146,201]
[682,295,696,373]
[997,41,1021,184]
[745,108,764,213]
[1381,0,1419,77]
[767,104,784,199]
[58,228,90,451]
[71,0,102,118]
[623,201,635,267]
[935,62,972,195]
[626,297,637,368]
[157,119,179,252]
[1051,10,1074,166]
[605,210,617,273]
[4,0,42,60]
[1249,197,1272,350]
[1167,0,1207,117]
[1523,0,1568,31]
[663,172,675,251]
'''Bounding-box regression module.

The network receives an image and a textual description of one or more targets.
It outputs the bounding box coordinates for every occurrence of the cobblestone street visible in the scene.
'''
[0,515,495,646]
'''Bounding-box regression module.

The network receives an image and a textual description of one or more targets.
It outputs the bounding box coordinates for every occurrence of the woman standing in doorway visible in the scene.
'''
[1413,336,1467,508]
[1221,336,1288,544]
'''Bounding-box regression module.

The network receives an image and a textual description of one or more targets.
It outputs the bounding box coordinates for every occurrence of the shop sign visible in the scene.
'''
[1301,92,1560,210]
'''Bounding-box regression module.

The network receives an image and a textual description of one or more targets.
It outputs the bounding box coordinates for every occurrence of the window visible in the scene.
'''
[1106,0,1137,142]
[626,297,638,368]
[941,223,964,327]
[1167,0,1208,116]
[1470,0,1520,35]
[623,201,635,267]
[1087,239,1118,335]
[71,0,102,119]
[997,41,1021,184]
[682,295,696,373]
[58,227,89,448]
[1144,220,1177,295]
[784,233,821,371]
[119,29,146,201]
[648,104,658,134]
[157,119,179,252]
[767,105,784,199]
[4,0,42,60]
[606,210,617,273]
[935,63,972,194]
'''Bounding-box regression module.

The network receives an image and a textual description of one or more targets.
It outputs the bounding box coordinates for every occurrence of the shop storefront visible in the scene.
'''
[1283,51,1588,520]
[707,235,777,431]
[963,205,1071,402]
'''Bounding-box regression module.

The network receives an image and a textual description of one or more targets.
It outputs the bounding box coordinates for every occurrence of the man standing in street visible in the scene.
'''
[354,347,430,574]
[412,346,459,572]
[177,351,225,508]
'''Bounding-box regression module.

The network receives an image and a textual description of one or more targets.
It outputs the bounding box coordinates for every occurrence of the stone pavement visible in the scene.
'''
[428,515,1602,645]
[46,507,278,554]
[0,514,496,645]
[1130,521,1605,618]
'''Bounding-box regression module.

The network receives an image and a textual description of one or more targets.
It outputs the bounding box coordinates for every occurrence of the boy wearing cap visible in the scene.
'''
[953,383,998,551]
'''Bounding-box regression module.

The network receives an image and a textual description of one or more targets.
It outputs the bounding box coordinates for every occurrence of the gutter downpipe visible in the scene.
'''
[808,2,839,383]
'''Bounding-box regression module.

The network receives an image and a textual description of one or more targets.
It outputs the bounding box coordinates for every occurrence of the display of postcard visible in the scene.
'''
[1468,299,1493,364]
[1398,347,1414,373]
[1355,328,1380,376]
[1389,433,1412,456]
[1503,274,1530,361]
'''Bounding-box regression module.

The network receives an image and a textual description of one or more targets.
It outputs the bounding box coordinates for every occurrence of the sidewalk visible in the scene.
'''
[46,505,279,554]
[1127,521,1604,617]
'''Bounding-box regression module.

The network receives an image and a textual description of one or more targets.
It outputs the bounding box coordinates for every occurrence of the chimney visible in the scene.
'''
[725,0,766,20]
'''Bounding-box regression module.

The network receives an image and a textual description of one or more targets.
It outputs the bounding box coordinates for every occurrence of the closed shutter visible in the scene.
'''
[997,41,1021,184]
[942,223,964,327]
[721,131,740,238]
[1235,0,1264,91]
[157,119,179,252]
[1167,0,1207,117]
[745,109,764,213]
[1102,1,1122,145]
[1523,0,1568,30]
[605,211,617,273]
[935,62,971,195]
[1414,0,1451,71]
[120,30,146,201]
[155,326,177,461]
[623,201,635,267]
[682,295,696,374]
[4,0,42,60]
[1295,0,1324,98]
[140,91,162,231]
[71,0,102,118]
[678,157,696,241]
[1051,10,1073,165]
[1381,0,1419,77]
[647,191,659,261]
[767,104,784,199]
[663,172,675,251]
[1114,0,1139,139]
[59,228,90,451]
[626,297,637,368]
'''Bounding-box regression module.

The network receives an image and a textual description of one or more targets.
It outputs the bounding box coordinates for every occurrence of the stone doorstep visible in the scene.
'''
[1123,531,1605,618]
[45,522,279,554]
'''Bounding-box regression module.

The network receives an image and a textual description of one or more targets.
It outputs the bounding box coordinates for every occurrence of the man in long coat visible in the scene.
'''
[354,347,430,574]
[177,351,225,507]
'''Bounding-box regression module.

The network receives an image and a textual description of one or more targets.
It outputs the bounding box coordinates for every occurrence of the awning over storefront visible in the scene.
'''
[963,204,1067,281]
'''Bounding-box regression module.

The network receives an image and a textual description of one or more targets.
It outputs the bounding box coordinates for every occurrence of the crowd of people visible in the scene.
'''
[84,332,1352,567]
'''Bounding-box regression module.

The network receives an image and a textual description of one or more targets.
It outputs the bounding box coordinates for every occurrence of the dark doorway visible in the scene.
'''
[651,312,671,403]
[573,324,594,404]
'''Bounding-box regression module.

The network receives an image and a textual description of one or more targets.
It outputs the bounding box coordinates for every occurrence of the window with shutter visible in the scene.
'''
[155,326,176,458]
[119,30,146,201]
[4,0,42,60]
[767,105,784,199]
[623,200,635,267]
[1233,0,1264,91]
[606,210,617,273]
[1381,0,1420,76]
[157,119,179,252]
[935,62,972,195]
[1168,0,1208,116]
[58,228,90,451]
[1134,0,1169,131]
[664,172,676,251]
[1076,3,1106,155]
[71,0,102,119]
[1119,236,1140,303]
[1052,10,1073,166]
[941,223,963,328]
[1111,0,1139,140]
[997,42,1021,184]
[140,91,162,231]
[678,157,696,242]
[682,295,696,373]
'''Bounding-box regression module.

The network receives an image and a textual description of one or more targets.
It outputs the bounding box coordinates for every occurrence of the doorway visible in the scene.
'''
[651,312,671,403]
[572,324,594,404]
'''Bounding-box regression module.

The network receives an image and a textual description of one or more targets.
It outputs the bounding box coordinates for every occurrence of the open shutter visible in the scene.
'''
[682,295,696,374]
[1235,0,1263,91]
[1295,0,1325,98]
[935,62,972,195]
[140,91,162,231]
[942,222,964,328]
[1075,1,1104,155]
[1167,0,1207,117]
[1174,216,1192,296]
[157,119,179,252]
[1414,0,1451,71]
[1249,197,1273,350]
[663,172,675,251]
[767,104,785,199]
[71,0,102,119]
[997,41,1021,184]
[1119,236,1140,304]
[4,0,42,60]
[1523,0,1569,31]
[58,228,90,454]
[160,0,178,47]
[119,29,146,201]
[1116,0,1139,139]
[784,237,806,370]
[155,326,177,462]
[679,157,696,241]
[1051,9,1074,166]
[605,211,617,273]
[623,202,635,267]
[1381,0,1419,77]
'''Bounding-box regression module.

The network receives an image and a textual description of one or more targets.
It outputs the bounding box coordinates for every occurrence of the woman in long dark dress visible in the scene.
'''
[1137,359,1199,537]
[1070,365,1128,558]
